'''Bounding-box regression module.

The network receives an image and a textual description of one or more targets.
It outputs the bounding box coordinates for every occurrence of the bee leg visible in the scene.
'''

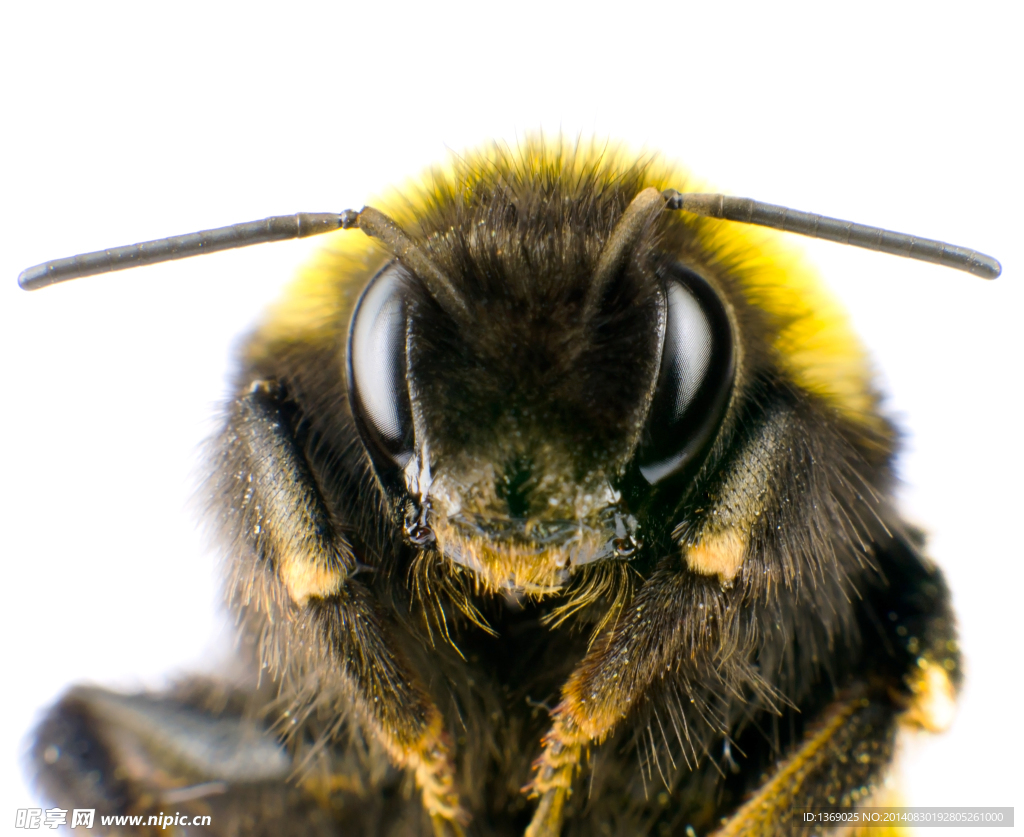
[525,566,718,837]
[217,381,466,828]
[523,736,576,837]
[709,690,899,835]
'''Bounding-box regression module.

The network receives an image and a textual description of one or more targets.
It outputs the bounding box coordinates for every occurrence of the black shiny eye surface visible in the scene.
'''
[636,264,734,484]
[347,263,415,468]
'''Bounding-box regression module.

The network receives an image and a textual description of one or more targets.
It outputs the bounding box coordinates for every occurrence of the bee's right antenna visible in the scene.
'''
[662,190,1002,279]
[17,205,472,322]
[17,212,358,291]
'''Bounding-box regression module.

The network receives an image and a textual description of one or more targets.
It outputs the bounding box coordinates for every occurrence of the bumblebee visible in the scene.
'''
[21,140,999,836]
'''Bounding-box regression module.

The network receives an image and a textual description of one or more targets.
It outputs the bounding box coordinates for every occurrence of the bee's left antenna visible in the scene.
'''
[17,211,363,291]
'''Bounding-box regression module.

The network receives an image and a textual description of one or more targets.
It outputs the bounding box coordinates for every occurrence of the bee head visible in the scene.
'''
[348,163,734,596]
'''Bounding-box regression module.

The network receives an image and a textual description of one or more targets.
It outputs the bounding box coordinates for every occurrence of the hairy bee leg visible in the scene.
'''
[220,381,466,826]
[523,733,576,837]
[300,591,465,825]
[525,568,717,836]
[232,380,356,605]
[709,691,898,836]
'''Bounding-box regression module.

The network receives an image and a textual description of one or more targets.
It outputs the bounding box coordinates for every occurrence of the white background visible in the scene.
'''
[1,1,1020,832]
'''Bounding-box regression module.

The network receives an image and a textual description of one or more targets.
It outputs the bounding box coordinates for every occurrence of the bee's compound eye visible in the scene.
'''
[348,263,415,468]
[637,265,734,484]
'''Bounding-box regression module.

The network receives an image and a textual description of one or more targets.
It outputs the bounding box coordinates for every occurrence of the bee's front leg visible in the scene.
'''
[217,380,466,831]
[525,567,727,837]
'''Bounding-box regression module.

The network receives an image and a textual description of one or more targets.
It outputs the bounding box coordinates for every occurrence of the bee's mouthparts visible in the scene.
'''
[428,513,639,597]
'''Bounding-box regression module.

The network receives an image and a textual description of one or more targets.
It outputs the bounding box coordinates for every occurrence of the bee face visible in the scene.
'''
[345,167,739,596]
